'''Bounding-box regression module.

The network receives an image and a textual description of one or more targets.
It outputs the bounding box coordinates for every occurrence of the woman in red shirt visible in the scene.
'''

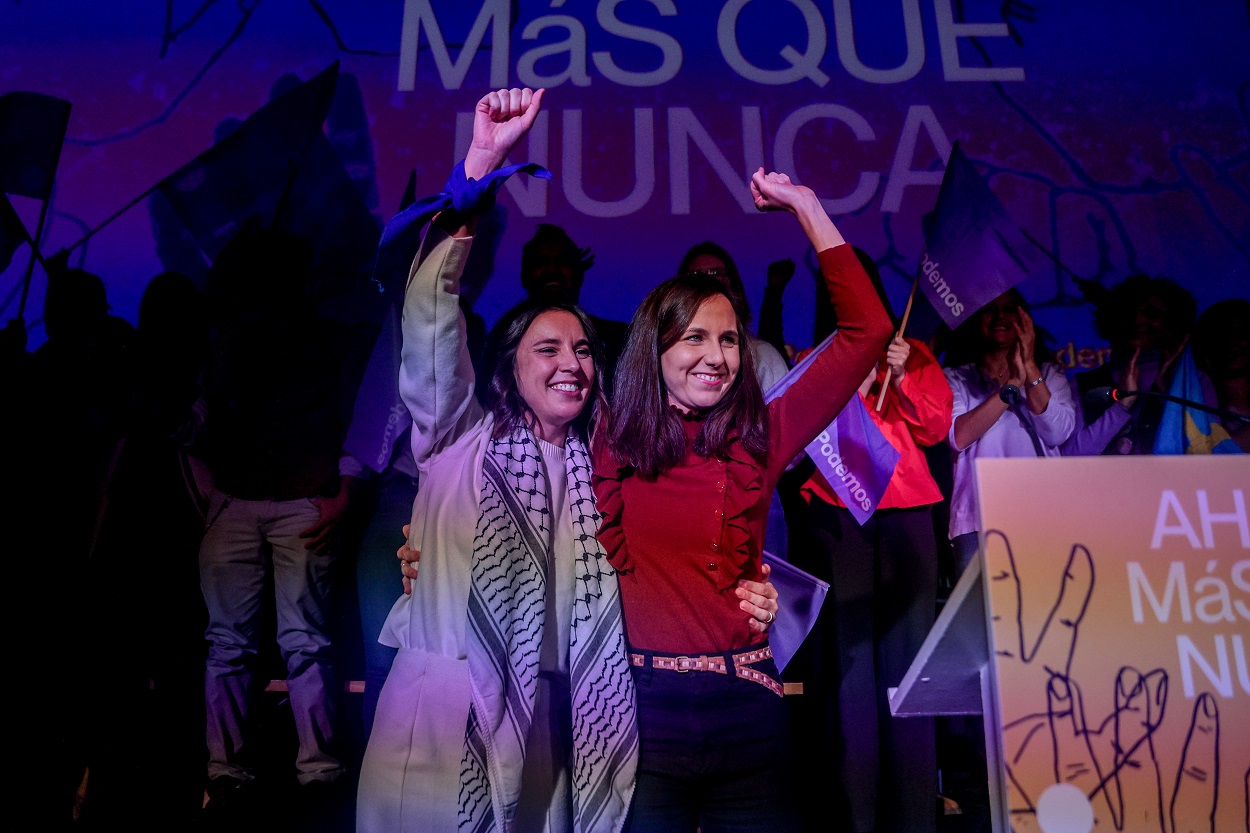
[799,333,952,833]
[593,169,892,832]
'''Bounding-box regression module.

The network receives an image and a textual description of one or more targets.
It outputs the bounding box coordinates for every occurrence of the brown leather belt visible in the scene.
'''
[629,646,783,697]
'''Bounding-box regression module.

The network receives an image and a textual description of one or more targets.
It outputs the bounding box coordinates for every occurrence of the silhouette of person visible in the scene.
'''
[81,271,212,828]
[519,223,628,394]
[197,227,367,812]
[1064,275,1212,455]
[9,262,135,830]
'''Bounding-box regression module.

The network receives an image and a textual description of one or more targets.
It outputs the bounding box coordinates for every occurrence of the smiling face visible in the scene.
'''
[978,292,1022,348]
[513,309,595,445]
[660,294,741,413]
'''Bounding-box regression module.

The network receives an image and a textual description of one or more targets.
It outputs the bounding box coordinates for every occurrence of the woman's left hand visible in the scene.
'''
[1007,341,1028,388]
[885,336,911,383]
[736,562,780,634]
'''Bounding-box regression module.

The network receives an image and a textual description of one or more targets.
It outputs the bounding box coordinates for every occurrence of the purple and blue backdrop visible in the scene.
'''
[3,0,1247,359]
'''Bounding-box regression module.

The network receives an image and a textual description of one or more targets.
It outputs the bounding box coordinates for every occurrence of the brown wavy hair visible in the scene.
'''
[609,273,768,477]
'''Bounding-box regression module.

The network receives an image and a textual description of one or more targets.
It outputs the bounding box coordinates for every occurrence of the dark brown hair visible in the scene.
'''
[481,300,607,441]
[609,274,768,477]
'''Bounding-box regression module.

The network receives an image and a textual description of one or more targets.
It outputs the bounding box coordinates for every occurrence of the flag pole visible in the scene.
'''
[875,277,919,412]
[16,197,52,319]
[12,201,52,319]
[61,180,165,257]
[1019,228,1084,282]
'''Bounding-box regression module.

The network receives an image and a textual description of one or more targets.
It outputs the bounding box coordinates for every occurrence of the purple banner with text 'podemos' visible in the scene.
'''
[766,334,899,525]
[917,143,1038,330]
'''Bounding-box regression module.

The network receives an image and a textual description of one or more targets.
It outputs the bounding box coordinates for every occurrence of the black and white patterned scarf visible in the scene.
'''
[459,428,637,833]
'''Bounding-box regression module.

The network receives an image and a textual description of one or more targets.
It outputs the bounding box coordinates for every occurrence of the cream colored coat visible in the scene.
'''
[356,227,495,833]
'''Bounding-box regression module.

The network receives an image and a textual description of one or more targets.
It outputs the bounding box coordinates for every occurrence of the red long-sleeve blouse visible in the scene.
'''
[592,245,892,653]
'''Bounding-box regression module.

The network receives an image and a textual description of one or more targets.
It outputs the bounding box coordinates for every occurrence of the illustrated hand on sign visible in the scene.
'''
[985,531,1222,833]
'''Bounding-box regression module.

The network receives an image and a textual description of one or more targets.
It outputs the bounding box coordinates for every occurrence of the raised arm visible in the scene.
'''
[1030,362,1076,447]
[750,169,846,250]
[399,88,545,462]
[1060,350,1138,456]
[464,88,545,186]
[749,169,892,469]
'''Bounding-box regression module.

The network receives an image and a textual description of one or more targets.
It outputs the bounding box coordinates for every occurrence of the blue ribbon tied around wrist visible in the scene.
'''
[370,159,551,298]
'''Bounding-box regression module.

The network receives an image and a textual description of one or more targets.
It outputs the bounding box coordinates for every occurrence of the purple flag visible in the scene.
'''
[0,92,72,201]
[766,334,901,525]
[277,131,382,307]
[804,393,900,524]
[156,62,339,260]
[917,143,1036,329]
[761,550,828,673]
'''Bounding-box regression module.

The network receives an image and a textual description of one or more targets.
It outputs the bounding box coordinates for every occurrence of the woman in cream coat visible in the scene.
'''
[356,89,637,833]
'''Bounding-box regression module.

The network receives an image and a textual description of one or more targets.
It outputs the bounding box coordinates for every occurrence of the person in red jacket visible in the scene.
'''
[592,169,892,832]
[800,334,953,833]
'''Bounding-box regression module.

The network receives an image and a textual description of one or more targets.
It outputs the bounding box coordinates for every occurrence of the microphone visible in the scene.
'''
[1084,386,1120,407]
[1085,386,1250,425]
[1000,382,1045,457]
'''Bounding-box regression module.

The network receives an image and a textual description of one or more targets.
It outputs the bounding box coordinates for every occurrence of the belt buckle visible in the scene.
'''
[674,655,691,673]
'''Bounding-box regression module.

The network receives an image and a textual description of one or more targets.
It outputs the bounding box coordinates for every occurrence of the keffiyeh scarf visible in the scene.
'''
[459,428,637,833]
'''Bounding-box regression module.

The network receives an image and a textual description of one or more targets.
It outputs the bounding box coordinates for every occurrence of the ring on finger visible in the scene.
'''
[764,610,776,625]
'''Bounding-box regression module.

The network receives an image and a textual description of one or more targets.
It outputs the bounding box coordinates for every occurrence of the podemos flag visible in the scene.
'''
[917,143,1036,329]
[766,334,900,524]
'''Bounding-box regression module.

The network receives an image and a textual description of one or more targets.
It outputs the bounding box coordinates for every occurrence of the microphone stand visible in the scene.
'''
[1000,384,1046,457]
[1111,389,1250,426]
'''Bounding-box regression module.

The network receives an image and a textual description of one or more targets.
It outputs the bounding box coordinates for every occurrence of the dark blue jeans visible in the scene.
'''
[626,649,802,833]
